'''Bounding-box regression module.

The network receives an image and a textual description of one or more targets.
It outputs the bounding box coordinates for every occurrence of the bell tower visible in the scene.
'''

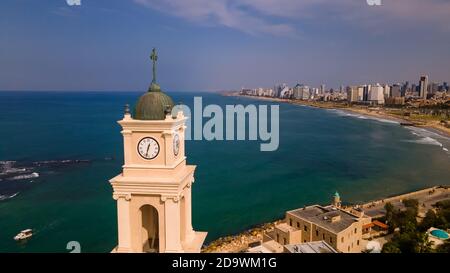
[109,49,207,253]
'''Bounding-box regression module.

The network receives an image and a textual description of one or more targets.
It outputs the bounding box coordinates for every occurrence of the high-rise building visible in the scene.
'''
[391,84,402,97]
[401,81,409,97]
[357,86,365,101]
[363,85,371,101]
[419,75,429,99]
[346,86,359,102]
[430,82,439,94]
[383,84,391,98]
[320,84,326,94]
[369,84,385,104]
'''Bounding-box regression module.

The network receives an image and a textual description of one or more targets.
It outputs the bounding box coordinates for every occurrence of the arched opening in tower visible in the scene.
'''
[140,205,159,253]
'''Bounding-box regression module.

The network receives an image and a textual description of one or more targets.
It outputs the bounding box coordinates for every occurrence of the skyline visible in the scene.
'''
[1,0,450,91]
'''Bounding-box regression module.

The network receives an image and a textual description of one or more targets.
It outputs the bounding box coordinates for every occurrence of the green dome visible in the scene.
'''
[134,83,174,120]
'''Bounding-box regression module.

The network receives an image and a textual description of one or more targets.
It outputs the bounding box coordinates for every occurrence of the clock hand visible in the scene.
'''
[146,143,151,157]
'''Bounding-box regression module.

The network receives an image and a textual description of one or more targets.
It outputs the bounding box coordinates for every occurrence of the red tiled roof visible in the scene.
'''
[373,220,388,229]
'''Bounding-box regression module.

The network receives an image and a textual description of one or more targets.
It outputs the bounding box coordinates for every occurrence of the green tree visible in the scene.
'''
[403,198,419,210]
[382,242,401,253]
[385,202,395,232]
[414,232,433,253]
[419,210,437,232]
[436,241,450,253]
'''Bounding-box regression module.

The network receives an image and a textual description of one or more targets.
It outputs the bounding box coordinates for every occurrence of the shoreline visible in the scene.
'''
[228,93,450,138]
[202,185,450,253]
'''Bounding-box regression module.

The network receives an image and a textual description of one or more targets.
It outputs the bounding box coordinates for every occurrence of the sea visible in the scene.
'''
[0,91,449,252]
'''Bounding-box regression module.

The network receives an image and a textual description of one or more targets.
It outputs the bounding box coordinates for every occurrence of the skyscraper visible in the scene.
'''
[391,84,402,97]
[419,75,429,99]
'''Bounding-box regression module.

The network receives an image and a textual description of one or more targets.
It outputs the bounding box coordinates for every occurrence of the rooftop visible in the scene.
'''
[288,205,359,233]
[284,241,338,253]
[275,223,298,233]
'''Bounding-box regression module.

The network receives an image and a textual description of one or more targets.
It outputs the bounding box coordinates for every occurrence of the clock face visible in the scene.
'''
[137,137,160,160]
[173,133,180,156]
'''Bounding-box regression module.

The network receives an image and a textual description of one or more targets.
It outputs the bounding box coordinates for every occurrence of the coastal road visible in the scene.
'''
[361,187,450,218]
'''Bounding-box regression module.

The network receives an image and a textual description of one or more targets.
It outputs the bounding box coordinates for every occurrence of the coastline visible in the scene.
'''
[228,93,450,138]
[202,185,450,253]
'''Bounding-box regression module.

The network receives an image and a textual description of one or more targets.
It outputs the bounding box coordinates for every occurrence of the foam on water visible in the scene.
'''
[327,109,450,154]
[405,127,450,154]
[0,192,19,201]
[406,137,443,146]
[328,109,399,124]
[6,172,39,181]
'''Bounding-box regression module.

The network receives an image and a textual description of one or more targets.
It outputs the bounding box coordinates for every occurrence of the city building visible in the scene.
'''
[357,86,365,101]
[385,96,405,106]
[383,84,391,98]
[363,85,371,102]
[419,75,429,99]
[369,84,385,104]
[320,84,326,94]
[391,84,402,97]
[109,51,207,253]
[264,193,372,253]
[346,86,359,103]
[293,84,310,100]
[284,241,337,253]
[430,82,439,94]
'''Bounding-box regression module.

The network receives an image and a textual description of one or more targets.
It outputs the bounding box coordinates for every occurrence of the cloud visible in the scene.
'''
[134,0,450,37]
[133,0,299,37]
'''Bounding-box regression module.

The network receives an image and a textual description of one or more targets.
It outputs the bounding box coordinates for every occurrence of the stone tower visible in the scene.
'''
[109,49,207,253]
[332,191,341,208]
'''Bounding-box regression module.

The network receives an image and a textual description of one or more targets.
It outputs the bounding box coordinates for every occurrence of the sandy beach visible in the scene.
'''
[228,93,450,138]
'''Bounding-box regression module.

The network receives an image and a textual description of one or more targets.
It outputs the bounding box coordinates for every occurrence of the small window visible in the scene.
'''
[341,237,344,243]
[357,240,360,246]
[354,228,357,234]
[348,246,350,252]
[316,230,319,237]
[322,234,325,240]
[276,234,279,242]
[304,225,307,232]
[283,238,287,245]
[297,222,300,228]
[330,238,333,244]
[289,219,292,226]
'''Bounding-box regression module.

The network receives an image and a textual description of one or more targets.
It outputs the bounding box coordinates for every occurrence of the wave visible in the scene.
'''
[0,167,27,176]
[405,127,450,153]
[405,137,443,146]
[327,109,399,124]
[6,172,39,181]
[32,159,90,166]
[0,192,19,201]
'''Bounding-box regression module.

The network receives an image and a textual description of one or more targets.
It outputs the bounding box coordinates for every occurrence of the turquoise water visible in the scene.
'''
[430,229,449,240]
[0,91,449,252]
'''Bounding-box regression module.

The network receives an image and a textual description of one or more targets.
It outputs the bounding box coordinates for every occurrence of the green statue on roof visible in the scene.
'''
[133,48,174,120]
[149,48,161,92]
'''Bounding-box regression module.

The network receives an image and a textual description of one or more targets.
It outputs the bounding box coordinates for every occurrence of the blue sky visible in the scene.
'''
[1,0,450,91]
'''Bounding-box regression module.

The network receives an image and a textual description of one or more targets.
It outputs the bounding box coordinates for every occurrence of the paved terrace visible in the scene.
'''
[360,186,450,218]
